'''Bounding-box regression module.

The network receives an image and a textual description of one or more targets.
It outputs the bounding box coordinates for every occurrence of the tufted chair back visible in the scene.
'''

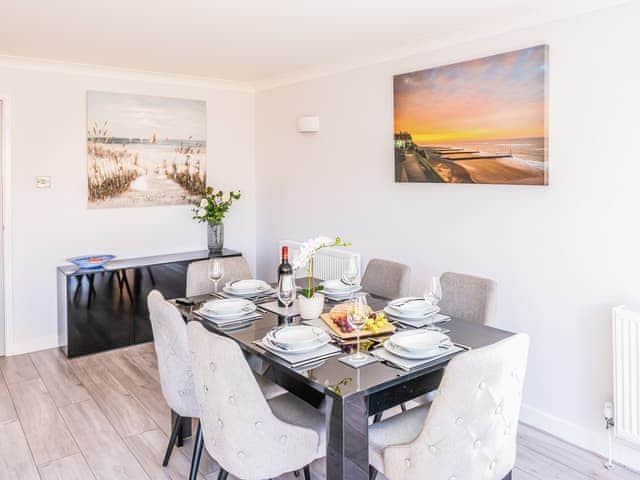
[147,290,199,418]
[361,258,411,299]
[187,321,321,479]
[439,272,497,325]
[383,333,529,480]
[186,257,252,297]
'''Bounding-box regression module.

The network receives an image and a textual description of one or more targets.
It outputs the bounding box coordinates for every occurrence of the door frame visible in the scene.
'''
[0,95,12,356]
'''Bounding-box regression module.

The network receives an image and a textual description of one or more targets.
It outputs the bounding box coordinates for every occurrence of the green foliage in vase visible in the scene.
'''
[192,187,241,224]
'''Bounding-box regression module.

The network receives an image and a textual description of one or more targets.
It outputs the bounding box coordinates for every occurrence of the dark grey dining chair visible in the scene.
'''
[361,258,411,299]
[439,272,497,325]
[186,256,252,297]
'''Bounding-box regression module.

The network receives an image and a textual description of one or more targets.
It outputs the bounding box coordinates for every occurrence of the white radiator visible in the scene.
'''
[613,305,640,447]
[279,240,361,281]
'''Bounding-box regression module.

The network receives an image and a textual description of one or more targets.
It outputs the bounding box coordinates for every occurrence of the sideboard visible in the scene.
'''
[57,249,241,358]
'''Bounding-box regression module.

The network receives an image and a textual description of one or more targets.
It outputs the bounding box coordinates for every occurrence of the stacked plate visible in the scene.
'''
[384,297,440,320]
[223,279,274,298]
[263,325,331,354]
[321,279,362,301]
[383,329,451,359]
[196,298,258,325]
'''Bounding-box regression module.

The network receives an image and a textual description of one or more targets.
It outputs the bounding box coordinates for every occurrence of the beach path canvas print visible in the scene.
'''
[87,91,206,208]
[394,45,548,185]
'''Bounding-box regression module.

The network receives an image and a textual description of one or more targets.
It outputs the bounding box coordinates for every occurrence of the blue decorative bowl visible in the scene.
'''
[68,254,116,270]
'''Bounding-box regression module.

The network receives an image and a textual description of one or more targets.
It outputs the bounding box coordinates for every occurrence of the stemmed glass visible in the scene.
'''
[277,273,297,321]
[424,276,442,306]
[208,259,224,294]
[343,256,359,300]
[347,292,369,362]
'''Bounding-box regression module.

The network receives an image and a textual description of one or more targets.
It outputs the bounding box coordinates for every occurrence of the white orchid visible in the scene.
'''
[199,198,208,208]
[196,207,206,217]
[291,236,351,298]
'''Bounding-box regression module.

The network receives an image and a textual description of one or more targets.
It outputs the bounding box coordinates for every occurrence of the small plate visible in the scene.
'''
[268,325,328,348]
[384,305,440,319]
[383,338,450,360]
[226,279,271,293]
[196,303,257,320]
[68,254,115,269]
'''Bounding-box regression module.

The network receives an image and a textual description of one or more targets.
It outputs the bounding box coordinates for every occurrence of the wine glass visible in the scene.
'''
[277,273,297,320]
[347,293,369,361]
[208,259,224,294]
[343,256,359,286]
[424,276,443,306]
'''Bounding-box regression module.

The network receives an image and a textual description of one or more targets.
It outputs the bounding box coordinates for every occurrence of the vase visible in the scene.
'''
[297,293,325,320]
[207,222,224,252]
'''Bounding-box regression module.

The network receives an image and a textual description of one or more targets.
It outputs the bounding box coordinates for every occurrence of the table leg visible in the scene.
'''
[326,393,369,480]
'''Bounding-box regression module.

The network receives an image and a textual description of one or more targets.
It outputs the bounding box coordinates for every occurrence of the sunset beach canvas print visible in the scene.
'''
[87,91,207,208]
[394,45,548,185]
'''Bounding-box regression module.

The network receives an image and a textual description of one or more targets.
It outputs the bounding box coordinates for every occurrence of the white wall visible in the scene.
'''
[0,62,255,355]
[255,1,640,470]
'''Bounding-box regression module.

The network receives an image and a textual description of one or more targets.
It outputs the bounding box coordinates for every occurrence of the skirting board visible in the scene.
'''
[5,333,59,356]
[520,403,640,472]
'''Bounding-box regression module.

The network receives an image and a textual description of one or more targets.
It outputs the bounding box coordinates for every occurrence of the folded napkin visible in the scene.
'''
[254,339,342,368]
[372,344,464,371]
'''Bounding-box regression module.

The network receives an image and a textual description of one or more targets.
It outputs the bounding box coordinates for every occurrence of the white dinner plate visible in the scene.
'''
[262,334,329,355]
[383,333,451,360]
[226,279,271,293]
[321,280,361,294]
[384,305,440,319]
[223,285,275,297]
[267,325,328,348]
[388,329,449,354]
[197,303,257,320]
[201,298,254,315]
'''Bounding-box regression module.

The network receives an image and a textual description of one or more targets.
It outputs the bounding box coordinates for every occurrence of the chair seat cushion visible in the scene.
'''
[268,393,326,458]
[255,374,287,400]
[369,405,430,473]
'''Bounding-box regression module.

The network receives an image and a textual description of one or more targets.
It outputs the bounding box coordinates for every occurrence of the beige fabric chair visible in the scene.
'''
[361,258,411,299]
[369,334,529,480]
[187,321,326,480]
[186,256,252,297]
[147,290,285,479]
[439,272,497,325]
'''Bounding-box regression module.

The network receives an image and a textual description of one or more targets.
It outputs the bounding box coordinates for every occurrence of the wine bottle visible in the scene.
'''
[277,246,293,306]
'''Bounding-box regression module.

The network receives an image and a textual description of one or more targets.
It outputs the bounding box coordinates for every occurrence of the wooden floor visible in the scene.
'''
[0,343,638,480]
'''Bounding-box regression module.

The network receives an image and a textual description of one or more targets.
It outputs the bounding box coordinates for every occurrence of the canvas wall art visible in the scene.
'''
[394,45,548,185]
[87,91,206,208]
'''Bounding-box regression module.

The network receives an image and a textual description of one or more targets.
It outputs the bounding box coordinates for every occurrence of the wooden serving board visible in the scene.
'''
[320,313,396,340]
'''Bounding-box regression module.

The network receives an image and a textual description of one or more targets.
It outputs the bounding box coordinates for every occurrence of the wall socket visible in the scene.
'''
[36,176,51,188]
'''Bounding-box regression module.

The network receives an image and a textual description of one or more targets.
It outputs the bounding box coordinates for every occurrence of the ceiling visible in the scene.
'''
[0,0,628,88]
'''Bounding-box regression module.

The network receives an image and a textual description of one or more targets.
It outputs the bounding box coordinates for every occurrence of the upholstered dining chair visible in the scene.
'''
[147,290,285,480]
[439,272,498,325]
[368,333,529,480]
[186,256,252,297]
[187,321,326,480]
[361,258,411,299]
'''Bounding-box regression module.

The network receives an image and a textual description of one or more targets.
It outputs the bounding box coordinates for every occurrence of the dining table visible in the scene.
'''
[171,278,514,480]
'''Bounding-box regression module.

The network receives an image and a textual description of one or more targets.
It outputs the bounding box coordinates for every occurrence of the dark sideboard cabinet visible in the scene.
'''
[57,249,241,358]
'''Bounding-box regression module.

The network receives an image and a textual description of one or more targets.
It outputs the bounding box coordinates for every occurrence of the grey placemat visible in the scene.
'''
[254,339,342,368]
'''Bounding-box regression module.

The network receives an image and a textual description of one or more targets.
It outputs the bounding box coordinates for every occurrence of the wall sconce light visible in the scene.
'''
[297,115,320,134]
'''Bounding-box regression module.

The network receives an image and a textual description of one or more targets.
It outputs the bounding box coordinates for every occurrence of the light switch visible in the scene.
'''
[36,176,51,188]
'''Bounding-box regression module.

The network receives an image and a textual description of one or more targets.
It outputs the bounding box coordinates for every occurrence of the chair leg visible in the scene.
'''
[503,471,512,480]
[163,413,182,467]
[303,465,311,480]
[189,421,204,480]
[400,403,407,412]
[217,469,229,480]
[294,470,300,477]
[372,412,383,423]
[369,465,378,480]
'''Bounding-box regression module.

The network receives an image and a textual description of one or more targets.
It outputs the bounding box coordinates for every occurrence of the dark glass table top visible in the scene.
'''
[175,284,513,400]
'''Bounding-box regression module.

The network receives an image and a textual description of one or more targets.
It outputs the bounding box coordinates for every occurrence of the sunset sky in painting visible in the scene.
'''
[394,46,547,144]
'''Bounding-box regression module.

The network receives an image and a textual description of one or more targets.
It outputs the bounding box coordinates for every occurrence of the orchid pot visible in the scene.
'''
[297,292,325,320]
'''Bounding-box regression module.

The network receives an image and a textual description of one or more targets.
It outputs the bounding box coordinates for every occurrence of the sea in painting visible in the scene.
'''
[87,91,206,208]
[394,45,548,185]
